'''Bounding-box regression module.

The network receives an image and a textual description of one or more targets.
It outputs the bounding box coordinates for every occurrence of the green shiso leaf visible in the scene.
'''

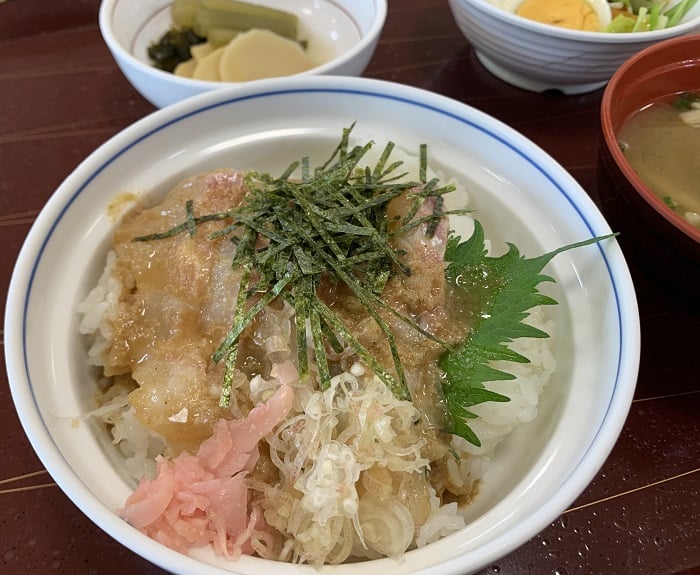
[439,220,616,447]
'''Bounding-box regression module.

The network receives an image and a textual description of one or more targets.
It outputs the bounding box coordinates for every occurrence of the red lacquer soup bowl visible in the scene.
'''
[600,34,700,264]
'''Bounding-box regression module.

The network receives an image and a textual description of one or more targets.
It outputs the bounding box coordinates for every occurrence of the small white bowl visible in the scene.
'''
[5,75,640,575]
[99,0,387,108]
[448,0,700,94]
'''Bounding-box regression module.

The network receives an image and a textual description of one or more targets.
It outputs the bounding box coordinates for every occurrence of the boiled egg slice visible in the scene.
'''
[501,0,612,31]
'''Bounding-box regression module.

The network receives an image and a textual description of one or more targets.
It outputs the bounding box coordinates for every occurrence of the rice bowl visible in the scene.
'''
[4,75,640,575]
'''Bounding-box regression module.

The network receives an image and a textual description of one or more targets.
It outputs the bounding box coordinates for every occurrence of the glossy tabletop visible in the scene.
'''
[0,1,698,574]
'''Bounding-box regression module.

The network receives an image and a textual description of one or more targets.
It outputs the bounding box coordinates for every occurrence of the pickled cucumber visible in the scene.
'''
[172,0,298,40]
[148,27,206,72]
[171,0,199,27]
[207,27,242,47]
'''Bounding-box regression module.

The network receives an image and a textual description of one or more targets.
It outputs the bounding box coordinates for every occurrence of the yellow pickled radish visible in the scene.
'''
[174,59,197,77]
[219,29,314,82]
[190,42,215,61]
[192,46,225,81]
[207,27,241,47]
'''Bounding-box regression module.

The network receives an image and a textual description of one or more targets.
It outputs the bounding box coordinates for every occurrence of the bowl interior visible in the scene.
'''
[6,77,639,575]
[601,35,700,247]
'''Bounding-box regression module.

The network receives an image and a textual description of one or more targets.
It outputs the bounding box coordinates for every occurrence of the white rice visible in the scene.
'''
[77,250,120,366]
[80,250,168,479]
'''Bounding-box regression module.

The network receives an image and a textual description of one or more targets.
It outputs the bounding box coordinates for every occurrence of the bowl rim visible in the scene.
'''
[600,34,700,245]
[97,0,388,88]
[448,0,700,41]
[5,75,641,575]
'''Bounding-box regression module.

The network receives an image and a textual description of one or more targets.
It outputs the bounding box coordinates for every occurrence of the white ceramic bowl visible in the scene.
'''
[5,75,640,575]
[99,0,387,108]
[448,0,700,94]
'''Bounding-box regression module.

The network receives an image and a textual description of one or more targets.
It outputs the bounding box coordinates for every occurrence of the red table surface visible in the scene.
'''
[0,1,698,574]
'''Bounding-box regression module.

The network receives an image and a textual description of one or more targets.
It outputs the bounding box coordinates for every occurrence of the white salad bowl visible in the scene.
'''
[448,0,700,94]
[99,0,387,108]
[5,75,640,575]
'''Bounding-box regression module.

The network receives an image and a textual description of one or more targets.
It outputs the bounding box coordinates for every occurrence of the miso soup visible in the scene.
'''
[617,91,700,229]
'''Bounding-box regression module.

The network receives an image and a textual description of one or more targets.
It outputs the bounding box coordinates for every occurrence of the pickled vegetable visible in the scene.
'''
[173,30,315,82]
[172,0,298,39]
[174,58,197,77]
[218,29,314,81]
[148,27,206,73]
[192,46,225,81]
[151,0,303,74]
[171,0,199,28]
[207,27,241,47]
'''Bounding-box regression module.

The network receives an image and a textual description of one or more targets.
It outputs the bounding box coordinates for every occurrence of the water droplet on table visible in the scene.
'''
[613,517,629,530]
